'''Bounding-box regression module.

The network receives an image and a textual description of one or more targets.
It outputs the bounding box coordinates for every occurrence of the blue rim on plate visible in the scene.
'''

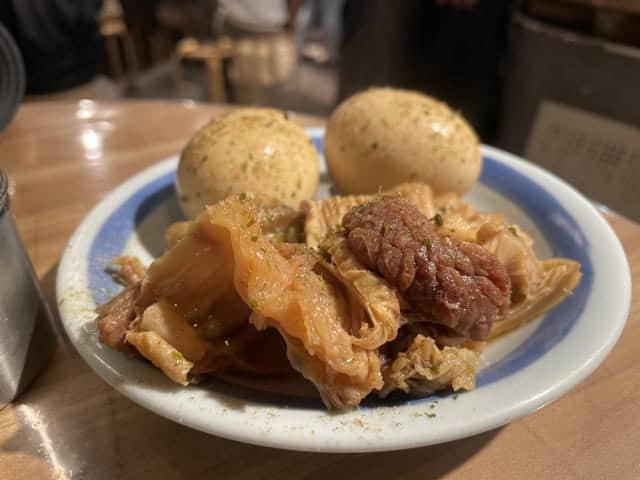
[57,127,630,452]
[86,131,593,406]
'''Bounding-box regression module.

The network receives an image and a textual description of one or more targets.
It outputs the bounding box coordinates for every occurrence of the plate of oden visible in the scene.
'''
[57,88,630,452]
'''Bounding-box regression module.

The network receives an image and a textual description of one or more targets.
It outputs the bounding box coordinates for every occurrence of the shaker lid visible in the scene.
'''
[0,169,8,216]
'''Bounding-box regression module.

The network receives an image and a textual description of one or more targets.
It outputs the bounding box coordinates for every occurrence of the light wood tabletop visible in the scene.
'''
[0,101,638,480]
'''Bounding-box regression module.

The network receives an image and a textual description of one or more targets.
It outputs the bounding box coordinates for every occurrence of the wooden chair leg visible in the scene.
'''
[122,32,139,74]
[119,32,139,92]
[105,35,123,78]
[206,57,226,103]
[173,55,185,97]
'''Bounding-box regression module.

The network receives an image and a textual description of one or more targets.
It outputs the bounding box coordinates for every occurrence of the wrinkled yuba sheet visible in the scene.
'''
[97,184,581,409]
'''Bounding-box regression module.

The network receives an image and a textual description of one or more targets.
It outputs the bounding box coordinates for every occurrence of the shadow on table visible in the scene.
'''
[243,428,502,479]
[95,414,502,480]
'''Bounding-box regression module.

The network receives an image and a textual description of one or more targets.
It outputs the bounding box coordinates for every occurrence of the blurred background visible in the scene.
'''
[1,0,639,217]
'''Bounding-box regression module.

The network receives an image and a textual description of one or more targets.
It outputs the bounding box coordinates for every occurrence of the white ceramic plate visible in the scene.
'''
[57,128,631,453]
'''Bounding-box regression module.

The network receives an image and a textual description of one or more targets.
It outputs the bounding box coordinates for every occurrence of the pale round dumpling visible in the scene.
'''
[324,88,481,195]
[177,108,319,218]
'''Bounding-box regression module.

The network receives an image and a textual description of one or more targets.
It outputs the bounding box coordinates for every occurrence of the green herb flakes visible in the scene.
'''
[332,224,346,235]
[272,228,286,243]
[171,351,183,366]
[430,213,444,227]
[318,244,330,258]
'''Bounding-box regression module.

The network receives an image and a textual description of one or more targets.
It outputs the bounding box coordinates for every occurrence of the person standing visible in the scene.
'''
[0,0,103,95]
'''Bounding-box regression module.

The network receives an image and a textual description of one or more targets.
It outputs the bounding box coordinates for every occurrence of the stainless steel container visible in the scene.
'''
[0,170,55,408]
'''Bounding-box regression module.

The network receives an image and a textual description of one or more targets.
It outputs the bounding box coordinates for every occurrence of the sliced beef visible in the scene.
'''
[96,283,141,352]
[342,198,511,340]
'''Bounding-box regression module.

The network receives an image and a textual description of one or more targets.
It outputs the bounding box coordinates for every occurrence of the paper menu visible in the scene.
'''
[525,100,640,221]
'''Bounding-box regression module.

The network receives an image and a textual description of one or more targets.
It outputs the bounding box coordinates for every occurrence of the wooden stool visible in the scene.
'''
[173,37,234,102]
[100,0,139,82]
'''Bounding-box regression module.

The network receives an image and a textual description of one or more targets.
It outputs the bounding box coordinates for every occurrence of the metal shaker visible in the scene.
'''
[0,170,55,408]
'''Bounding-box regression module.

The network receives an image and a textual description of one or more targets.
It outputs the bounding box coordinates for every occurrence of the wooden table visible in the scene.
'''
[0,101,638,479]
